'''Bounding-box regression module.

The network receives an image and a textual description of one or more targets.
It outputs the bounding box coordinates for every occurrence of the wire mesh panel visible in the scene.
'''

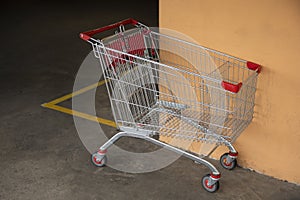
[95,27,259,144]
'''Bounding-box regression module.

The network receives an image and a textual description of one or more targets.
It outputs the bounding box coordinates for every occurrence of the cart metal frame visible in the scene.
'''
[80,19,261,192]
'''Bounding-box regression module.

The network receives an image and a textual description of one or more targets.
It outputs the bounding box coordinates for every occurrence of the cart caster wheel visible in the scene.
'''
[201,174,220,193]
[220,153,237,170]
[91,153,107,167]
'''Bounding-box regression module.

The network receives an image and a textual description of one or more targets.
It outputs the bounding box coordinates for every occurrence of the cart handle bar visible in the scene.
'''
[80,18,139,41]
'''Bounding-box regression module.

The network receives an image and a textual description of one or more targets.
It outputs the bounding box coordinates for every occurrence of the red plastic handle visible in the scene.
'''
[80,18,139,41]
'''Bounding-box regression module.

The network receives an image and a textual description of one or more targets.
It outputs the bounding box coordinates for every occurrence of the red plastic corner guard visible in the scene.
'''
[247,61,262,73]
[221,81,243,93]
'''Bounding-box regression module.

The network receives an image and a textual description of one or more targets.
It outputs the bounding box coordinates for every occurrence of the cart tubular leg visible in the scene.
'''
[96,131,221,176]
[222,139,238,158]
[98,132,129,151]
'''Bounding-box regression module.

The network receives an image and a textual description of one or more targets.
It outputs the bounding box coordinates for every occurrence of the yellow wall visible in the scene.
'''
[159,0,300,183]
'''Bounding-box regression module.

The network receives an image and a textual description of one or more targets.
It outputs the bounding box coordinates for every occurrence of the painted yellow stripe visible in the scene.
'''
[48,80,107,105]
[42,103,116,128]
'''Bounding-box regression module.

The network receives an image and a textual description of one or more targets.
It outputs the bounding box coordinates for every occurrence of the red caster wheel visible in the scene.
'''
[201,174,220,193]
[220,152,237,170]
[91,153,107,167]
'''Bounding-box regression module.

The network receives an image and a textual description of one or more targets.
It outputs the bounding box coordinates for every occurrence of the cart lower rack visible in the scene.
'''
[80,19,261,192]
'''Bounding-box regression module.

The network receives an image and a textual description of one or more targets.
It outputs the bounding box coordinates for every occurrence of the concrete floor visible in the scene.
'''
[1,1,299,200]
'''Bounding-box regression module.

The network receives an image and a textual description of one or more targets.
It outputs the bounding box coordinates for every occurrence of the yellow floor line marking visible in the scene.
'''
[41,80,116,128]
[42,103,116,127]
[48,80,107,105]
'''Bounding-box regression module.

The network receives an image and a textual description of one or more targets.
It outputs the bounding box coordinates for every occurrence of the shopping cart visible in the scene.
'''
[80,19,261,192]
